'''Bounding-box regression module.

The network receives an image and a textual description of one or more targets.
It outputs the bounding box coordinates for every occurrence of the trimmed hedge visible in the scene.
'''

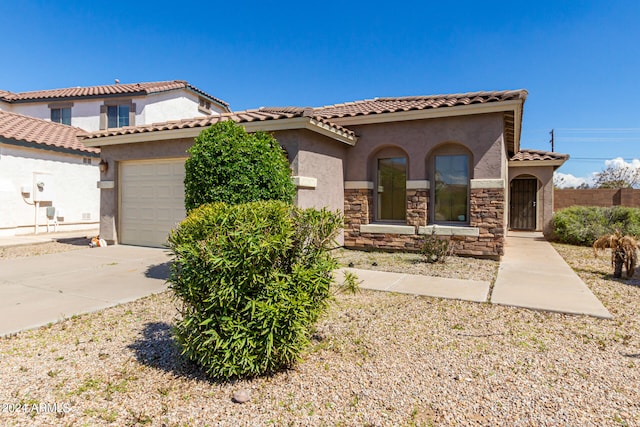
[184,120,295,212]
[168,201,349,379]
[551,206,640,246]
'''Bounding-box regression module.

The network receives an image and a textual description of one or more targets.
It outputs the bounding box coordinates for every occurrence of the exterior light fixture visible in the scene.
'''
[98,159,108,173]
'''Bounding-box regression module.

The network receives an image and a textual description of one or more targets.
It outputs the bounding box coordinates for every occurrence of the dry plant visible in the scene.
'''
[593,229,639,278]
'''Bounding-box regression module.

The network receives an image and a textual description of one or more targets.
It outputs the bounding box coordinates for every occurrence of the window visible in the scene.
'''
[100,101,135,130]
[433,154,469,223]
[377,157,406,221]
[107,105,130,128]
[198,97,212,113]
[51,107,71,125]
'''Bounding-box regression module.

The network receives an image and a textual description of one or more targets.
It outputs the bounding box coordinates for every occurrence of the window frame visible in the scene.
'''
[48,102,73,126]
[100,100,136,130]
[429,145,472,226]
[376,156,407,222]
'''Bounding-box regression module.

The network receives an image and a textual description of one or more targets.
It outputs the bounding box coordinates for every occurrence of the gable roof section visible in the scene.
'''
[314,90,527,119]
[314,90,527,155]
[0,80,230,111]
[0,110,98,154]
[510,149,569,167]
[82,108,357,147]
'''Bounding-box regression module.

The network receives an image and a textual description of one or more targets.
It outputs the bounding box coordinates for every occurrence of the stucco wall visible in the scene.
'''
[508,165,555,234]
[275,130,347,213]
[343,113,505,181]
[0,143,100,236]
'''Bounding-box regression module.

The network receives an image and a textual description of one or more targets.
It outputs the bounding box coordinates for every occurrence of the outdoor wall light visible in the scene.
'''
[98,159,109,173]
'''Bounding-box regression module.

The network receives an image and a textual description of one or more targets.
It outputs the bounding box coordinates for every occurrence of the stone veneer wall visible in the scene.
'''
[343,185,505,259]
[406,190,428,227]
[463,187,505,257]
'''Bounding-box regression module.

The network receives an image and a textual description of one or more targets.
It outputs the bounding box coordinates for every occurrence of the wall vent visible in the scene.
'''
[82,212,91,220]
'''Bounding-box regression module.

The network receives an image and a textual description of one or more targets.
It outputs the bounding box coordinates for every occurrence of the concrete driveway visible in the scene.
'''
[0,245,172,336]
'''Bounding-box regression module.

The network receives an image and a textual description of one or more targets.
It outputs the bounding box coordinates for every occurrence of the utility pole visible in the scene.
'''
[550,129,555,152]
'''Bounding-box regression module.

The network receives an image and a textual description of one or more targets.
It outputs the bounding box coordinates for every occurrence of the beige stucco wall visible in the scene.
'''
[343,113,506,181]
[508,165,555,234]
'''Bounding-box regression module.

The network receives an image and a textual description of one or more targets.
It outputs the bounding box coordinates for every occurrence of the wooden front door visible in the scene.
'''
[510,178,537,230]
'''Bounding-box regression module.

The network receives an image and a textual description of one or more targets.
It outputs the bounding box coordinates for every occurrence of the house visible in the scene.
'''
[0,110,100,236]
[0,80,230,131]
[0,80,230,237]
[83,90,568,258]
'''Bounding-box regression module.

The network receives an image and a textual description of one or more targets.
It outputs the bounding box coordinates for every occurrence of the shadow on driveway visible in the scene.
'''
[145,262,172,280]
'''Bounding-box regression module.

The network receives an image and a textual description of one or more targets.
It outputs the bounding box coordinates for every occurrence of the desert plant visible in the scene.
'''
[168,200,356,379]
[552,206,640,246]
[420,229,454,263]
[593,230,638,278]
[183,120,296,212]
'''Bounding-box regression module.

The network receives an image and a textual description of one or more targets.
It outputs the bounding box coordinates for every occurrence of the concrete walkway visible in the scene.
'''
[492,232,612,319]
[0,244,171,336]
[336,268,491,302]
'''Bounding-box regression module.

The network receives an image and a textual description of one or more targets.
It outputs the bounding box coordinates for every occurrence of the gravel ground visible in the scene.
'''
[335,248,499,283]
[0,243,638,426]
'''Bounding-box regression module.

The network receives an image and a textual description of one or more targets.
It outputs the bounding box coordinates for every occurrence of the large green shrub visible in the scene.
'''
[184,120,296,211]
[552,206,640,246]
[168,200,353,379]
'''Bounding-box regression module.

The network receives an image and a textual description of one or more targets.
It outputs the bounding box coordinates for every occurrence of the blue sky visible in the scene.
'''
[2,1,639,186]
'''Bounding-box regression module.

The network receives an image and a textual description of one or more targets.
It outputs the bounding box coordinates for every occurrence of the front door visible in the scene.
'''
[510,178,537,230]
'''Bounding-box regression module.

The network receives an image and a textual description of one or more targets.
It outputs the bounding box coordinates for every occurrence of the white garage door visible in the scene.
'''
[120,159,186,247]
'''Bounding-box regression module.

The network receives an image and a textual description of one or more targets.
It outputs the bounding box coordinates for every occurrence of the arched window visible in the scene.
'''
[377,157,407,220]
[370,146,408,222]
[429,144,472,224]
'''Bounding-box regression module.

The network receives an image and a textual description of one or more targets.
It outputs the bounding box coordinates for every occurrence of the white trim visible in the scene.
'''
[360,224,415,235]
[328,100,523,126]
[470,179,505,189]
[97,180,115,189]
[406,180,430,190]
[292,176,317,189]
[344,181,374,190]
[418,225,480,237]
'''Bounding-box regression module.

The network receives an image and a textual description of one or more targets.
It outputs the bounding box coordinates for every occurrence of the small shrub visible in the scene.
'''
[552,206,640,246]
[183,120,295,212]
[168,200,354,379]
[420,230,453,263]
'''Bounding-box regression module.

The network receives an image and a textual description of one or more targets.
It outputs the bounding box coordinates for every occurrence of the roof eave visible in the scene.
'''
[509,159,568,168]
[82,117,357,148]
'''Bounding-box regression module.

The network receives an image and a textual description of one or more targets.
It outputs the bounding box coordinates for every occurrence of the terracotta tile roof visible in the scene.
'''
[84,108,356,141]
[511,149,569,162]
[0,80,229,109]
[0,110,98,154]
[314,90,528,119]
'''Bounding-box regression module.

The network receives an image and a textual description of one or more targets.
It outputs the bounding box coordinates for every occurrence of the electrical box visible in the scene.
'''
[33,173,55,202]
[20,185,31,196]
[46,206,56,219]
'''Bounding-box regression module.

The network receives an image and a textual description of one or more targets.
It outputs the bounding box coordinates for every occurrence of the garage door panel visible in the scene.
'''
[120,159,186,247]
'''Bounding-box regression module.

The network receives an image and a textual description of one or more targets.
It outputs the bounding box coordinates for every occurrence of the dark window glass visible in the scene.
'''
[107,105,129,128]
[51,107,71,125]
[377,157,406,221]
[434,155,469,222]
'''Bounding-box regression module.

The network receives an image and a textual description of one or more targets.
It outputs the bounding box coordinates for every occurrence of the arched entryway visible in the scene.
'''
[509,175,538,230]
